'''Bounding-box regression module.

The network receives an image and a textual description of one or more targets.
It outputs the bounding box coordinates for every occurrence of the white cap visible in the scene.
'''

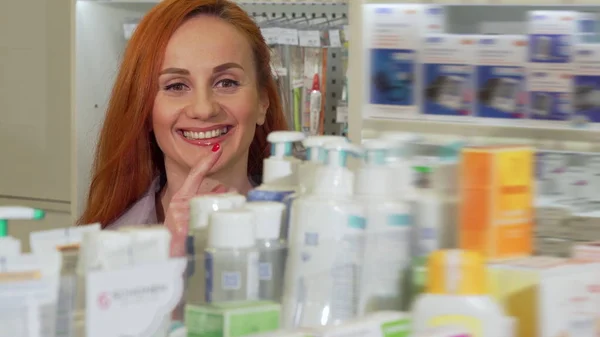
[302,136,348,162]
[189,196,234,229]
[267,131,305,158]
[263,131,305,185]
[356,139,397,196]
[218,192,246,208]
[208,209,256,249]
[244,202,285,240]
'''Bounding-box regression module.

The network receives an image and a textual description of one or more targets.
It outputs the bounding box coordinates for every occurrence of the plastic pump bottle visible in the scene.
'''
[299,135,348,194]
[247,131,305,203]
[186,196,234,305]
[412,249,512,337]
[205,209,259,303]
[283,142,366,328]
[0,206,45,237]
[245,201,287,302]
[280,135,347,240]
[355,139,413,313]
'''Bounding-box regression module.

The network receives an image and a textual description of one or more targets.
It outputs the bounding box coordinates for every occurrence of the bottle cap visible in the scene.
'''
[244,201,285,240]
[313,142,362,196]
[427,249,486,295]
[362,139,396,166]
[267,131,305,158]
[189,196,234,229]
[302,136,348,163]
[263,131,305,185]
[208,209,256,249]
[323,142,363,168]
[218,192,246,208]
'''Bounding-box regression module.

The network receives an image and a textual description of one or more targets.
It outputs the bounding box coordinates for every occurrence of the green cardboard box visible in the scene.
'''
[185,301,281,337]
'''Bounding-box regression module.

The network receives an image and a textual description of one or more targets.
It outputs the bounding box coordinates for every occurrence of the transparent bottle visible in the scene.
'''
[186,196,234,305]
[245,201,287,302]
[205,209,259,303]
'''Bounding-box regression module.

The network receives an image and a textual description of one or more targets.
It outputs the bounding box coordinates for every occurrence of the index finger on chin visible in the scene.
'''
[175,145,222,198]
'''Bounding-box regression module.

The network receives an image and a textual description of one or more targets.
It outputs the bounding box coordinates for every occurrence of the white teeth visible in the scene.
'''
[183,127,229,140]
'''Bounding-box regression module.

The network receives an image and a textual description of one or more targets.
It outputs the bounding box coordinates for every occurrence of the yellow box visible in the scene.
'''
[487,257,600,337]
[459,145,534,259]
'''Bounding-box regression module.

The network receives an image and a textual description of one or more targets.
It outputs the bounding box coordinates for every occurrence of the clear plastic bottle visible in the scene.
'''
[205,209,259,303]
[186,196,234,305]
[283,142,366,328]
[245,201,287,302]
[355,140,412,313]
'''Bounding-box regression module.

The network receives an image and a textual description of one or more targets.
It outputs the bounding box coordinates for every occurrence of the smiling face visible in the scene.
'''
[153,15,269,180]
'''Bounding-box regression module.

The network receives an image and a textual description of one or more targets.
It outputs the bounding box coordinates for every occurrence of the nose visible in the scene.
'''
[185,87,220,120]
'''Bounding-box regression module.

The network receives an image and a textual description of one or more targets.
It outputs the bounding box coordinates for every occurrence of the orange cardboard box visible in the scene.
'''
[459,145,534,260]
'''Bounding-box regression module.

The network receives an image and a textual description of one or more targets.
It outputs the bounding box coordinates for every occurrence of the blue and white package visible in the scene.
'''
[475,35,527,119]
[577,12,598,43]
[365,4,420,111]
[364,4,445,118]
[573,44,600,123]
[422,34,476,117]
[527,11,577,67]
[528,69,573,121]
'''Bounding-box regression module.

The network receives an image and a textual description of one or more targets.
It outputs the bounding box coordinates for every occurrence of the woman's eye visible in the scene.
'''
[164,83,188,91]
[215,79,240,89]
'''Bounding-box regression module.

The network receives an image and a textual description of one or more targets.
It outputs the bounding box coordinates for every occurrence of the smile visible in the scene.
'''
[178,125,233,145]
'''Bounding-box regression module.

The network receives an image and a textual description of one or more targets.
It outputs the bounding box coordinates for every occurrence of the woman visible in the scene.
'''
[78,0,287,256]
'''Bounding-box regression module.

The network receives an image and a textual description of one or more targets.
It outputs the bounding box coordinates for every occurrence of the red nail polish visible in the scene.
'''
[212,143,220,152]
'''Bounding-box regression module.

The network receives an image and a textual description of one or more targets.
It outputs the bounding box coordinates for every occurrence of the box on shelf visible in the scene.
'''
[185,301,281,337]
[459,145,534,260]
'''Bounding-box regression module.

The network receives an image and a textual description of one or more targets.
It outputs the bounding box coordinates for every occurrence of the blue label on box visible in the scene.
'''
[528,34,572,63]
[573,75,600,123]
[423,63,474,116]
[370,48,416,106]
[476,66,526,119]
[529,92,572,121]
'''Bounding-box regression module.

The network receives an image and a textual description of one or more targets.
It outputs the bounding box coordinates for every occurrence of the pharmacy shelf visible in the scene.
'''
[347,1,600,146]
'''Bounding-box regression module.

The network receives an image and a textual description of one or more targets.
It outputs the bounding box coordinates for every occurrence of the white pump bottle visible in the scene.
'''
[282,142,366,328]
[355,139,413,314]
[298,136,348,194]
[247,131,305,202]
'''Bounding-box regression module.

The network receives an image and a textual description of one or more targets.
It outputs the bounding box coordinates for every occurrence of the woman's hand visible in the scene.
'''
[165,144,222,257]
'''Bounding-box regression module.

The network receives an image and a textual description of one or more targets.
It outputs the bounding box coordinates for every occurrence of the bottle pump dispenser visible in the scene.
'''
[262,131,305,186]
[0,206,45,237]
[299,135,348,194]
[248,131,305,203]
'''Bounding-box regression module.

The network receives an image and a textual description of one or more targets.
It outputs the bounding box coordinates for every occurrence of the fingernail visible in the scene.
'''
[212,143,220,152]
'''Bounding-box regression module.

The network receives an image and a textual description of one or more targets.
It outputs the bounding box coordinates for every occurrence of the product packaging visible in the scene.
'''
[527,11,577,69]
[488,257,600,337]
[422,34,477,118]
[475,35,527,119]
[364,4,445,119]
[185,301,281,337]
[527,11,576,122]
[573,44,600,124]
[459,145,534,260]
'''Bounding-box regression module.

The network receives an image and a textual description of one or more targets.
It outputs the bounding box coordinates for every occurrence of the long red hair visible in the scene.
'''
[78,0,287,227]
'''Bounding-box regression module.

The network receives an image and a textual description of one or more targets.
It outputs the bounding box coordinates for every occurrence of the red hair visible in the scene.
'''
[78,0,287,227]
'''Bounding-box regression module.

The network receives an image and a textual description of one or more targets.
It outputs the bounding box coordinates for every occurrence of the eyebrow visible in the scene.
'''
[159,63,244,76]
